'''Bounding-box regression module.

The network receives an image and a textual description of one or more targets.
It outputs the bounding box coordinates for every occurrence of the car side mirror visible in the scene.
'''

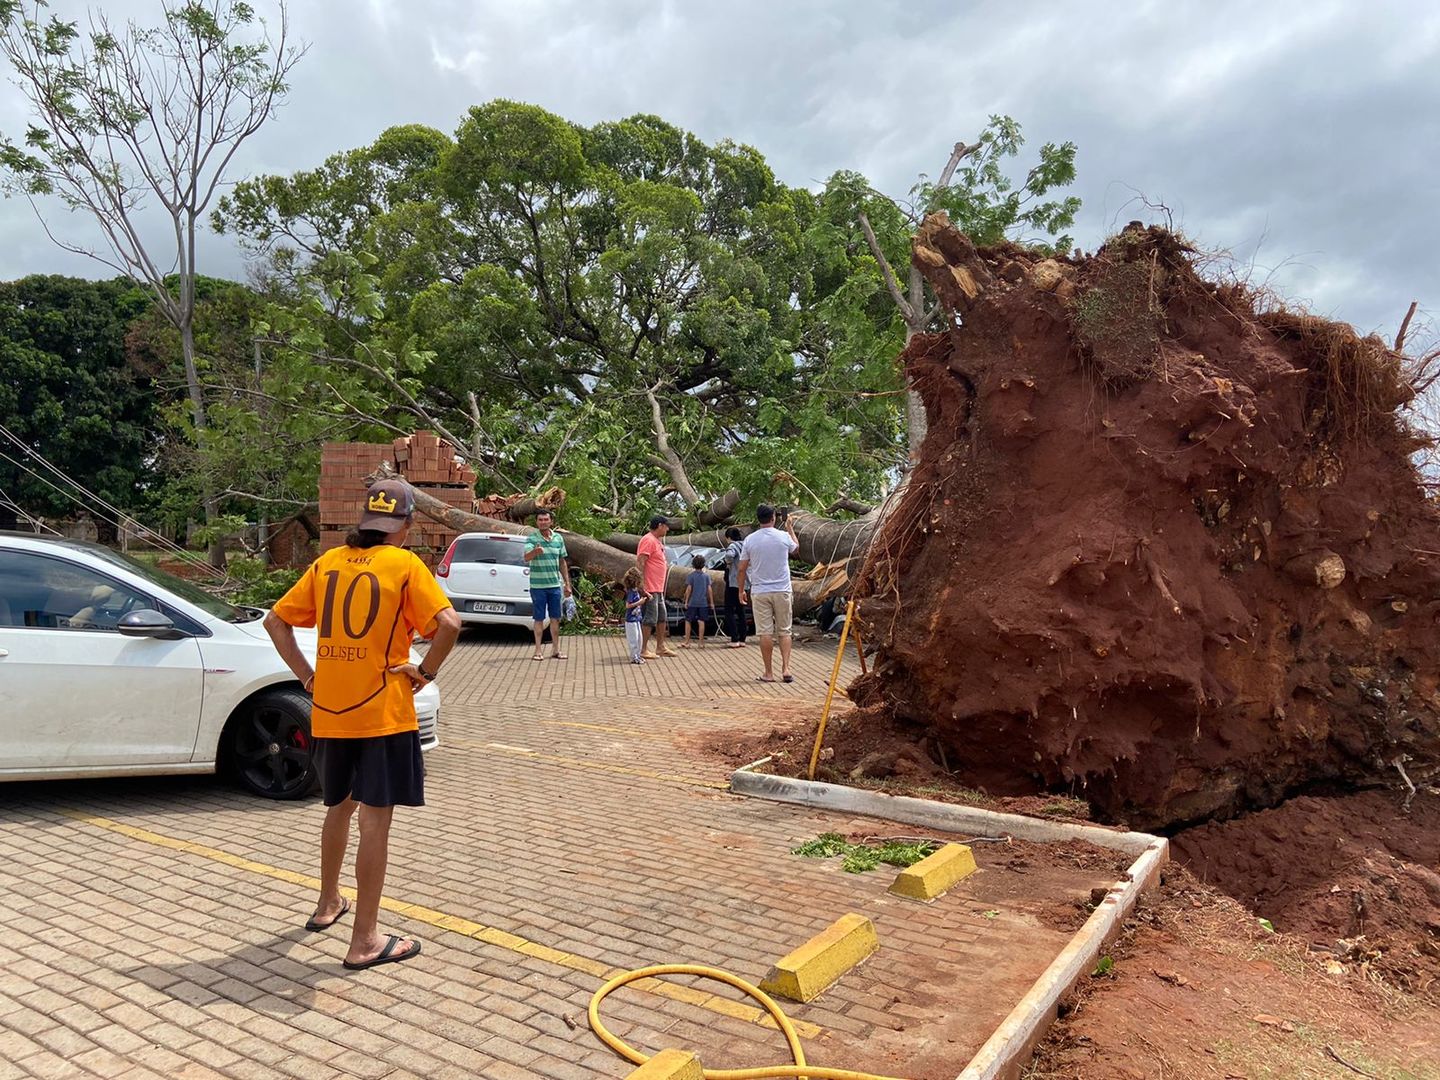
[117,609,187,640]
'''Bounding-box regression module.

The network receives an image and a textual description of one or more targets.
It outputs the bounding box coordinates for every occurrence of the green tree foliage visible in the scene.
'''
[124,274,391,531]
[815,116,1079,456]
[219,103,902,528]
[0,276,155,537]
[213,104,1080,532]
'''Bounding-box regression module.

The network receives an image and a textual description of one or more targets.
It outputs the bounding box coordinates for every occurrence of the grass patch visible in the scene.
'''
[792,832,937,875]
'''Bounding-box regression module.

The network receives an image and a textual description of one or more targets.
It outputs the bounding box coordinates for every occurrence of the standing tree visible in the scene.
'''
[0,275,156,538]
[0,0,303,564]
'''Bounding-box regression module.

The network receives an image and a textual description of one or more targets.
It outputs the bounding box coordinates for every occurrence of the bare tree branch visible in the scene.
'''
[1396,300,1419,353]
[857,210,915,325]
[532,403,591,493]
[826,495,875,515]
[645,382,702,508]
[935,141,974,189]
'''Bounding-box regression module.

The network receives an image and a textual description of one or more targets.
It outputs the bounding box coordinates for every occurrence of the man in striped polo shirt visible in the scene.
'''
[523,510,572,661]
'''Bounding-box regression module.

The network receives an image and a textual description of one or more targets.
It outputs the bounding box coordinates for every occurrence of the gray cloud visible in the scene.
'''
[1,0,1435,339]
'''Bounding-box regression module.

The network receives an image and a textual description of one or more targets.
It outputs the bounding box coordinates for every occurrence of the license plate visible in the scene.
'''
[470,602,508,614]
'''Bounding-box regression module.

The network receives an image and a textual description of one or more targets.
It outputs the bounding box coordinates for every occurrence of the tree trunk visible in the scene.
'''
[787,508,880,567]
[695,488,741,527]
[605,524,751,553]
[904,324,927,461]
[608,512,877,569]
[180,320,225,569]
[407,484,841,611]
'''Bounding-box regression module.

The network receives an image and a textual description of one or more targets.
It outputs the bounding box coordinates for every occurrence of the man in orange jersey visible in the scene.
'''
[264,479,461,970]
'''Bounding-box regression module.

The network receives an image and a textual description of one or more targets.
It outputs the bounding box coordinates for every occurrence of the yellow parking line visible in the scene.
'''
[540,719,671,739]
[642,704,746,720]
[57,809,820,1039]
[447,740,731,791]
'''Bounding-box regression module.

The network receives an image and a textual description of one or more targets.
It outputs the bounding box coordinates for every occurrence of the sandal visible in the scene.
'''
[551,653,568,660]
[304,897,350,931]
[756,675,777,683]
[343,934,421,971]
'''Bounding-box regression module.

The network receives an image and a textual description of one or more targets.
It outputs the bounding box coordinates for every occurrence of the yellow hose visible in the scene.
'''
[588,964,910,1080]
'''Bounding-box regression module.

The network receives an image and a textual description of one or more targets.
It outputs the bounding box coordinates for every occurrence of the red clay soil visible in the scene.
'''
[1027,867,1440,1080]
[700,704,1098,822]
[1173,789,1440,999]
[851,216,1440,830]
[1025,869,1440,1080]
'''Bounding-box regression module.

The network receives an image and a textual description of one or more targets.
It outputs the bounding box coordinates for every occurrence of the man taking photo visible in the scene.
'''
[737,504,799,683]
[264,478,461,970]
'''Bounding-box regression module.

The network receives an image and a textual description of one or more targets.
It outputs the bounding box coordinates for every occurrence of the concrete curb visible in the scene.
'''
[730,765,1158,857]
[729,761,1169,1080]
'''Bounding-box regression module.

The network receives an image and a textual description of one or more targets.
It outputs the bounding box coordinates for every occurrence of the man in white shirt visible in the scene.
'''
[736,503,799,683]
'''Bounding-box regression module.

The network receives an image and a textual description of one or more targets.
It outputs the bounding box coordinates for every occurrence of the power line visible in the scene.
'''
[0,428,224,580]
[0,482,61,534]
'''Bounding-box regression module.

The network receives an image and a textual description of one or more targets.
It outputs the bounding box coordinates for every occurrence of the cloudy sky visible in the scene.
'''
[1,0,1436,340]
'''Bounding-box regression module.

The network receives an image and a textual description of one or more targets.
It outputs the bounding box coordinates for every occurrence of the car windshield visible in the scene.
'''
[85,547,250,622]
[666,544,722,567]
[452,537,526,566]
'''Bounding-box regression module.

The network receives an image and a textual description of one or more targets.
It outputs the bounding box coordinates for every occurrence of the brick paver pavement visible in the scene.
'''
[0,630,1121,1079]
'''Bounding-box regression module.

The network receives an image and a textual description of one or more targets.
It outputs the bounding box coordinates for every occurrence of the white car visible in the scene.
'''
[436,532,535,628]
[0,532,440,798]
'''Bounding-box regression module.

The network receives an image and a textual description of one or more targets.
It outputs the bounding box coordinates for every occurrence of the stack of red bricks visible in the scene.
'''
[317,432,478,567]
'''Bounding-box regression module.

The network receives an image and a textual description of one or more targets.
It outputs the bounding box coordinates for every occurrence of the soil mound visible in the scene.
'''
[852,215,1440,829]
[1173,790,1440,998]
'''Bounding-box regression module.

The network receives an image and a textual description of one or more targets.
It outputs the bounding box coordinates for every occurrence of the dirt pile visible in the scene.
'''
[852,214,1440,829]
[1173,790,1440,997]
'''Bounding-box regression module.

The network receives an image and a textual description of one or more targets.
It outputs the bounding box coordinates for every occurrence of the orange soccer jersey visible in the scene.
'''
[273,544,451,738]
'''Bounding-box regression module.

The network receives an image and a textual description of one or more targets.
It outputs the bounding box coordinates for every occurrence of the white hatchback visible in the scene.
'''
[436,532,535,628]
[0,533,440,798]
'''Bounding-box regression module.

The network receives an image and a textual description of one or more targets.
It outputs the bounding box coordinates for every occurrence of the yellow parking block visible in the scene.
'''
[759,912,878,1003]
[888,842,977,902]
[628,1049,704,1080]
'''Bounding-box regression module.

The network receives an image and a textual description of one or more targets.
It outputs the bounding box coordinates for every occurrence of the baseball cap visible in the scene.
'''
[358,479,416,533]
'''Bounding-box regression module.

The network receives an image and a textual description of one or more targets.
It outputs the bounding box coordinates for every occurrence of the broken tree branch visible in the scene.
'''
[1395,300,1418,353]
[826,495,875,516]
[935,141,976,190]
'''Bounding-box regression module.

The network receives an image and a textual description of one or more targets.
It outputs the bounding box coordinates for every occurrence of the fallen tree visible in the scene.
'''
[851,213,1440,829]
[474,486,567,522]
[375,461,848,609]
[603,509,880,567]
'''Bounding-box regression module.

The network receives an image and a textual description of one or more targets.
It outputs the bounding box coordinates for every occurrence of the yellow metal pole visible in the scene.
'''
[808,598,856,780]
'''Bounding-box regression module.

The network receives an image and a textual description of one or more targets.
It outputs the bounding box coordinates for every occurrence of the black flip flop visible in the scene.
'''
[305,898,351,931]
[782,674,795,684]
[343,934,421,971]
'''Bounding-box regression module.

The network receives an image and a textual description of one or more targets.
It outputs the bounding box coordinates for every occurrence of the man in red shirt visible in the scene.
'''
[635,515,676,659]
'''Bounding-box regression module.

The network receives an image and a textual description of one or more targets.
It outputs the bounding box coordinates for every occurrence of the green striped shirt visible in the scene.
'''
[524,531,568,588]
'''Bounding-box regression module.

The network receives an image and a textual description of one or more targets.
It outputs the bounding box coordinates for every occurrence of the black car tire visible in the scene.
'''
[226,688,320,800]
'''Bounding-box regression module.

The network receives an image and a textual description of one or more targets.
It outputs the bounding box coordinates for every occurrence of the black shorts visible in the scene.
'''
[313,731,425,808]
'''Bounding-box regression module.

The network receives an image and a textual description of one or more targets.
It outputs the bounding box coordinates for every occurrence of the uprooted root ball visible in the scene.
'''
[851,216,1440,831]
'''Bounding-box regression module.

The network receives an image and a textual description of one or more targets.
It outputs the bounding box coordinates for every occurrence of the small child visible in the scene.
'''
[621,567,647,664]
[680,555,716,648]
